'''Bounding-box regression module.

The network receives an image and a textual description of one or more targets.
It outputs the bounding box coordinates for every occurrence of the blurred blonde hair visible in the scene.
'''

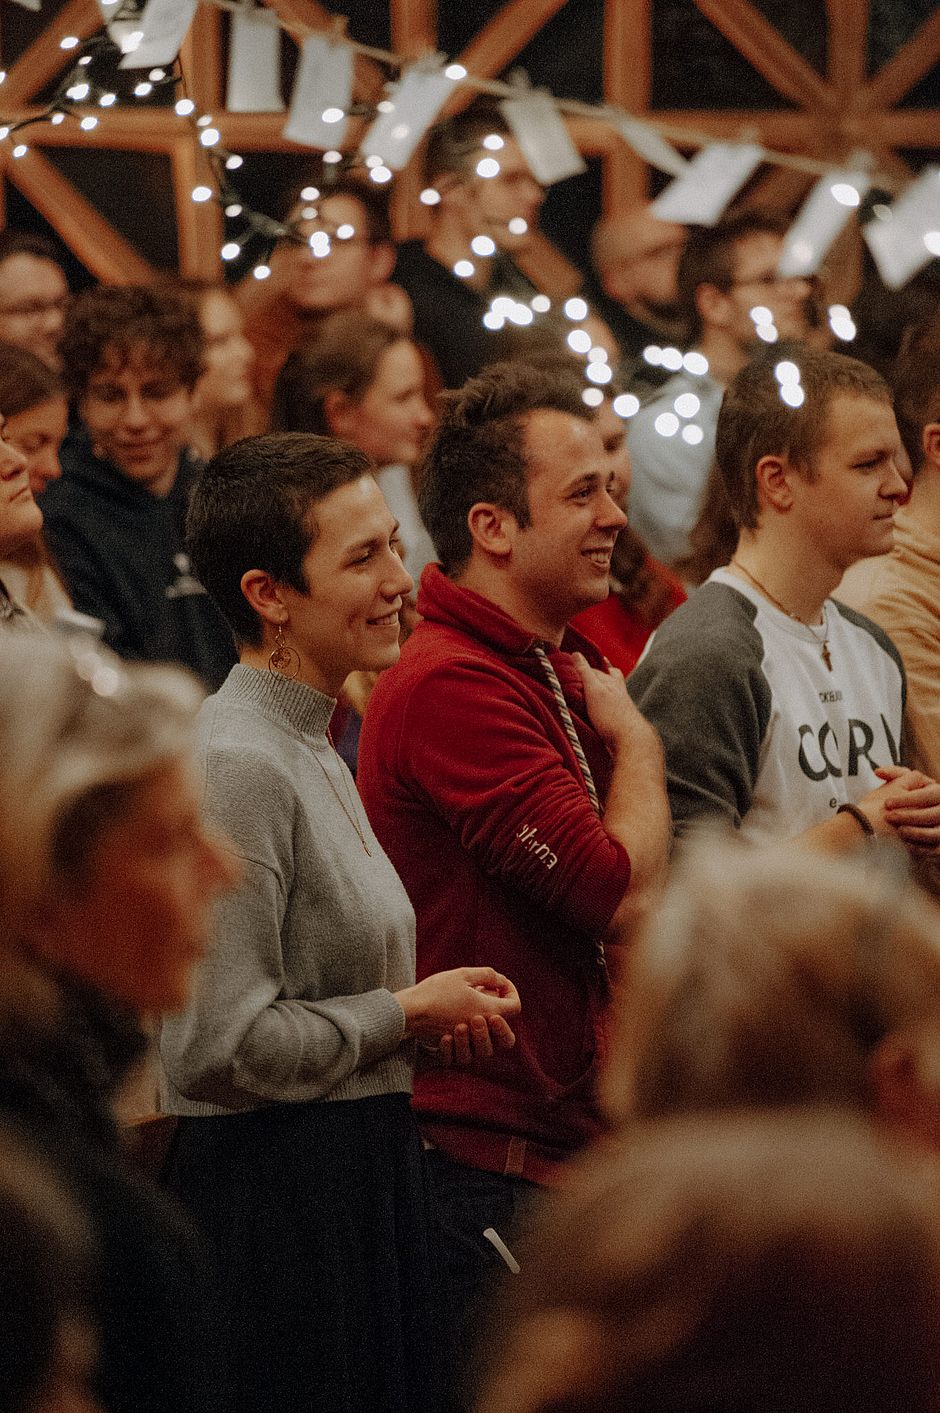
[604,832,940,1125]
[0,633,202,941]
[477,1108,940,1413]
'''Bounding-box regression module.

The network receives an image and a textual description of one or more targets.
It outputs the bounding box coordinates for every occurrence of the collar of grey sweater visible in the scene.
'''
[222,663,335,740]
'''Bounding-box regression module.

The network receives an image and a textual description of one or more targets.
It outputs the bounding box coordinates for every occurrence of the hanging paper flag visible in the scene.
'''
[283,35,353,148]
[118,0,196,67]
[96,0,140,46]
[652,142,764,225]
[360,60,452,171]
[500,90,586,186]
[227,6,284,113]
[613,113,689,179]
[777,169,873,278]
[864,166,940,290]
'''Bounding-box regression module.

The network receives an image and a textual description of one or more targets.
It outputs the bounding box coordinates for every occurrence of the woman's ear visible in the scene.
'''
[240,570,286,628]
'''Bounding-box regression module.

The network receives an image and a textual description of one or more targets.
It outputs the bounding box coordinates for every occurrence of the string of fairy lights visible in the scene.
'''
[0,3,932,427]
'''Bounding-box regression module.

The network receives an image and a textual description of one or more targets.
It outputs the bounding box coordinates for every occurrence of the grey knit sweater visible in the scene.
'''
[160,664,413,1116]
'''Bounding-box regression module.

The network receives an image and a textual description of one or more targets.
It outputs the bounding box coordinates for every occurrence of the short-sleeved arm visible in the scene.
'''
[160,748,406,1109]
[628,586,772,833]
[392,661,631,937]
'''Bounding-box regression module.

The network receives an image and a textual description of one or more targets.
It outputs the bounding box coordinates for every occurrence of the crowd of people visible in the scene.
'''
[3,96,940,1413]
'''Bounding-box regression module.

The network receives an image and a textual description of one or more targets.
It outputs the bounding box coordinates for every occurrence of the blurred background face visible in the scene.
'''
[0,415,42,554]
[458,137,544,254]
[197,290,253,411]
[0,256,69,370]
[274,194,390,314]
[5,395,69,498]
[723,231,813,347]
[330,339,433,467]
[79,349,194,494]
[38,759,236,1014]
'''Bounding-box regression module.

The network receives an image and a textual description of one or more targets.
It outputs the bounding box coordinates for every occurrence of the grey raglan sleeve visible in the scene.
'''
[628,584,772,834]
[160,747,406,1109]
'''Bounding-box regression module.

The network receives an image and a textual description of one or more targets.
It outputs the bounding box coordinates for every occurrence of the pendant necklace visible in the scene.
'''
[313,747,372,856]
[730,559,833,671]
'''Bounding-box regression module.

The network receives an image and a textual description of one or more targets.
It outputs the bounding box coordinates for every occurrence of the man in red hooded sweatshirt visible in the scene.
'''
[357,361,669,1408]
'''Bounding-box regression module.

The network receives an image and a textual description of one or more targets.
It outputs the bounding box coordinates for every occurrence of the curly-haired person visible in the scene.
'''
[40,285,235,687]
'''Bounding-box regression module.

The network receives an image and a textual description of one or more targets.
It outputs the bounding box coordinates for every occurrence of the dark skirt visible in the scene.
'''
[164,1092,441,1413]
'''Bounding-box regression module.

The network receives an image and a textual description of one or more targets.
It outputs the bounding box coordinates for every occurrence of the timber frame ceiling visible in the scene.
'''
[1,0,938,286]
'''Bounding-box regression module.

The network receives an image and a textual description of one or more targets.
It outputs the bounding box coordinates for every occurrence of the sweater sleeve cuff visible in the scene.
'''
[356,988,408,1068]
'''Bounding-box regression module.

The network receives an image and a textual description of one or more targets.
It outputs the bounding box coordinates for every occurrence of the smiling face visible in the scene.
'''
[40,758,237,1014]
[329,339,433,468]
[5,395,69,497]
[786,393,907,573]
[504,410,628,640]
[0,413,42,554]
[277,474,414,695]
[79,347,195,496]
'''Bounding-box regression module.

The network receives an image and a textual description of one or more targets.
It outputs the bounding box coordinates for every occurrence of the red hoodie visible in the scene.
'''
[358,566,632,1183]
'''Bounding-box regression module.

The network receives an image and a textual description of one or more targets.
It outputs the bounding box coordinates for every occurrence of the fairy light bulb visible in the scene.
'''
[471,235,495,257]
[175,99,195,116]
[567,329,592,355]
[225,155,243,171]
[199,128,220,147]
[476,158,500,179]
[683,351,709,375]
[420,188,441,206]
[654,412,679,438]
[582,387,604,408]
[673,393,700,418]
[191,185,212,203]
[454,260,475,278]
[613,394,640,419]
[564,297,588,321]
[681,424,704,445]
[221,242,240,261]
[253,264,271,280]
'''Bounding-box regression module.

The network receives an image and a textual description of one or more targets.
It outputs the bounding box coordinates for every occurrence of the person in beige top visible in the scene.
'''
[861,351,940,784]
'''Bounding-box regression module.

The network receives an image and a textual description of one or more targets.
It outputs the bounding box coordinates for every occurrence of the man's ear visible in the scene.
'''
[696,282,731,331]
[754,453,796,514]
[323,388,353,439]
[921,422,940,474]
[466,502,517,560]
[240,569,286,628]
[368,242,397,287]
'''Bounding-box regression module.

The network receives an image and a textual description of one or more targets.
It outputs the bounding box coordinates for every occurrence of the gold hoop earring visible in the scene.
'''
[267,622,300,679]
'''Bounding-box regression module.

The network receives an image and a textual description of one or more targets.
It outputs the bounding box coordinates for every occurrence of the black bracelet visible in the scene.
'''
[836,802,875,838]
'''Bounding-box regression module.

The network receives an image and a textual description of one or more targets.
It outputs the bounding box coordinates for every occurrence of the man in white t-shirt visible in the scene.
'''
[629,345,940,858]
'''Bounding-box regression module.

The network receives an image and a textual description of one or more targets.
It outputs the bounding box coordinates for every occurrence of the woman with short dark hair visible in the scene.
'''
[161,431,520,1413]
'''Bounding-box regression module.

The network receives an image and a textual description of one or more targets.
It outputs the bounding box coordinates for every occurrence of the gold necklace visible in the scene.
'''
[312,750,372,856]
[730,559,833,671]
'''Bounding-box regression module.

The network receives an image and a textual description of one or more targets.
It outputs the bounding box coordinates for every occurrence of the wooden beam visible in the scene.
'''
[653,109,819,147]
[880,109,940,146]
[692,0,836,113]
[389,0,438,241]
[2,0,101,107]
[178,4,223,114]
[6,149,155,281]
[390,0,437,57]
[856,9,940,114]
[446,0,570,116]
[742,164,812,214]
[21,106,180,154]
[171,136,223,278]
[602,0,651,213]
[825,0,869,106]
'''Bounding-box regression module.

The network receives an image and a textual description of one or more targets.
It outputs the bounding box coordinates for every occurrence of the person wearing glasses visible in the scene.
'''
[627,213,813,569]
[0,231,70,371]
